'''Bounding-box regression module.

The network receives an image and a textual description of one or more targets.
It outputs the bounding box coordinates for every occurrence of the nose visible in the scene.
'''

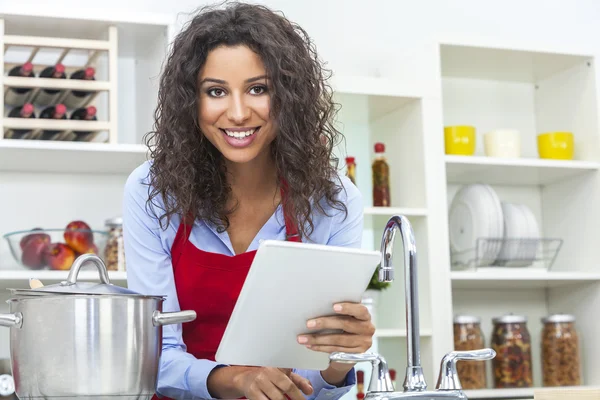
[226,92,251,124]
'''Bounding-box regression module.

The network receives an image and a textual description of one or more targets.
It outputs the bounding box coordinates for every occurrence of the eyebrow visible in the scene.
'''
[199,75,268,85]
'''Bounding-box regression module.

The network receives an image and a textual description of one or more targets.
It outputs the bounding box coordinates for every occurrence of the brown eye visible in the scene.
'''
[208,88,226,97]
[249,85,267,95]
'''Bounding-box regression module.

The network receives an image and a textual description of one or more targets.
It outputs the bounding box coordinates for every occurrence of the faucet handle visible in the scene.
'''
[330,352,395,392]
[436,348,496,391]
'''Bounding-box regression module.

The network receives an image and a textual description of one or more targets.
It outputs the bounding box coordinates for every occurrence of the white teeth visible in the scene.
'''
[224,128,256,138]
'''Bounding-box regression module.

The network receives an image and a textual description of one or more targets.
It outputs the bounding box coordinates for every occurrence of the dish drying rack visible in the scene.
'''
[450,237,563,271]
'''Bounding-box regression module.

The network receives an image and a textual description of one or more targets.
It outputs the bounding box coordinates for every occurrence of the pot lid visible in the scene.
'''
[10,254,159,298]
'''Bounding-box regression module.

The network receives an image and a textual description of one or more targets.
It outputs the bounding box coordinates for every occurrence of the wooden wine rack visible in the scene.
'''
[0,18,118,144]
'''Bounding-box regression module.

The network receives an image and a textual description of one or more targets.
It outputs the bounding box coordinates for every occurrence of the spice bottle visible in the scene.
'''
[372,143,390,207]
[453,315,487,389]
[491,314,533,388]
[104,217,125,271]
[346,156,357,185]
[541,314,581,387]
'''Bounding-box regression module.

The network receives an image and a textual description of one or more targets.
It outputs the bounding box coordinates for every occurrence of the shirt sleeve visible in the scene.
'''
[122,164,225,399]
[293,175,364,399]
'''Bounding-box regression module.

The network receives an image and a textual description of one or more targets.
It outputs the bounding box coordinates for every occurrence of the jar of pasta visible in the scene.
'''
[103,217,125,271]
[541,314,581,387]
[491,314,533,388]
[453,315,487,389]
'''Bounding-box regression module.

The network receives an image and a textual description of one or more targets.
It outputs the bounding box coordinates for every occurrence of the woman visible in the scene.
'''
[123,2,375,400]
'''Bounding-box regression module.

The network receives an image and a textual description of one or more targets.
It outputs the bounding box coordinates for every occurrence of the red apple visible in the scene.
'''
[19,228,50,251]
[44,243,76,271]
[64,221,94,254]
[75,243,98,257]
[21,236,50,269]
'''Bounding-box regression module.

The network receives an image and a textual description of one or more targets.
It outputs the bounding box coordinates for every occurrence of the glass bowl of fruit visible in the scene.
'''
[3,221,109,270]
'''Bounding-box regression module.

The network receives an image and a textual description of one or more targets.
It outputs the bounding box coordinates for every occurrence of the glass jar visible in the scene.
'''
[453,315,487,389]
[491,314,533,388]
[104,217,125,271]
[541,314,581,387]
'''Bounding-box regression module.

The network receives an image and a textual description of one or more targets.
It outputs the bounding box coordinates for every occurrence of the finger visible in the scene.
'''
[290,372,314,395]
[267,368,305,400]
[299,332,372,350]
[247,380,271,400]
[333,302,371,321]
[306,315,375,335]
[304,344,366,353]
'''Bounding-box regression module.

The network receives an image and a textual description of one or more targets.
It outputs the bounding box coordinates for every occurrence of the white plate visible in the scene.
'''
[449,184,503,267]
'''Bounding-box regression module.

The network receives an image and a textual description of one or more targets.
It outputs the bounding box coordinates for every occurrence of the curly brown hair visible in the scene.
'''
[144,1,348,239]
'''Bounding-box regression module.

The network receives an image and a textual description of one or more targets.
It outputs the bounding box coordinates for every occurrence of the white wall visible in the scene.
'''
[7,0,600,79]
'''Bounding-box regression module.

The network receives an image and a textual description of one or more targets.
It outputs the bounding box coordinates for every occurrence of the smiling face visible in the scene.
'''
[197,45,276,165]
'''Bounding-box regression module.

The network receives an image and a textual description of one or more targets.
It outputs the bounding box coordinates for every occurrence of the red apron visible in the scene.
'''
[152,196,300,399]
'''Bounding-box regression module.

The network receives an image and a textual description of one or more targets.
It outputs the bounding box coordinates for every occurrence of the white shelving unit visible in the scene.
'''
[438,38,600,399]
[0,8,598,400]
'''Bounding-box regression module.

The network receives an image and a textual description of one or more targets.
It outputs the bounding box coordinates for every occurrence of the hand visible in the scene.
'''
[297,302,375,354]
[296,302,375,385]
[233,367,314,400]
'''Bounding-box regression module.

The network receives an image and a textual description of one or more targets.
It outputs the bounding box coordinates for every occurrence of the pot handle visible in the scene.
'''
[0,313,22,329]
[64,254,110,286]
[153,310,197,327]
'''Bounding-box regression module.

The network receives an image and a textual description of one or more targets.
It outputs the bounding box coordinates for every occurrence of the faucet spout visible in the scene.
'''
[380,215,426,392]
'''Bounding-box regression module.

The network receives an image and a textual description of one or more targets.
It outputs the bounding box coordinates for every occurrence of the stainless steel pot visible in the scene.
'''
[0,254,196,400]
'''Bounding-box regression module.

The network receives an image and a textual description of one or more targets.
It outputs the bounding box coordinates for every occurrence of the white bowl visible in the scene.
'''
[484,129,521,158]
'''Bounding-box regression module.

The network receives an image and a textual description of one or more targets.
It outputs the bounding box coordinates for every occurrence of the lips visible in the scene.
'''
[219,127,260,149]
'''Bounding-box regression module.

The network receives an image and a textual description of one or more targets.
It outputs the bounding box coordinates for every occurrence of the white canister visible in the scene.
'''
[484,129,521,158]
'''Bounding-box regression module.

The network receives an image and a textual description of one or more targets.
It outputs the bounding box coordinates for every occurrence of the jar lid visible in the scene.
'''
[492,313,527,324]
[453,315,481,324]
[105,217,123,227]
[542,314,575,323]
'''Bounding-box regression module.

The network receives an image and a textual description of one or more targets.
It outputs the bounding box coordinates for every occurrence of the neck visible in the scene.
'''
[225,149,279,205]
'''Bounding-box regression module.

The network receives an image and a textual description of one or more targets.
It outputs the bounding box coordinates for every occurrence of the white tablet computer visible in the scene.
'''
[215,239,381,371]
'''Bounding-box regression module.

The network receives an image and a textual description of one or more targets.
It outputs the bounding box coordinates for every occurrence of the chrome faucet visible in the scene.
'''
[330,215,495,400]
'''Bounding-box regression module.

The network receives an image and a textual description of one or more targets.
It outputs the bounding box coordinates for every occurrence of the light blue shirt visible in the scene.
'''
[122,161,364,400]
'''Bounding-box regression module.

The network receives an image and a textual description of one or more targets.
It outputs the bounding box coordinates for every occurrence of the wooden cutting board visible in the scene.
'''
[534,387,600,400]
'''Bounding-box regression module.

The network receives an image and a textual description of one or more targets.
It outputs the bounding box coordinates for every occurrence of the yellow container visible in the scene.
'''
[537,132,574,160]
[445,126,476,155]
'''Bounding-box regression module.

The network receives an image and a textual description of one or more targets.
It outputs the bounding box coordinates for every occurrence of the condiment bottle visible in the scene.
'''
[346,156,357,185]
[104,217,125,271]
[541,314,581,387]
[372,143,390,207]
[491,314,533,388]
[453,315,487,389]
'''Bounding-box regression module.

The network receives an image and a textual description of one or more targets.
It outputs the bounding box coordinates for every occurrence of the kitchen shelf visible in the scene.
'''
[0,269,127,289]
[3,117,110,132]
[331,75,421,99]
[4,34,111,51]
[451,269,600,289]
[445,155,600,186]
[0,140,147,174]
[363,207,428,217]
[375,328,433,338]
[463,387,533,400]
[3,76,111,92]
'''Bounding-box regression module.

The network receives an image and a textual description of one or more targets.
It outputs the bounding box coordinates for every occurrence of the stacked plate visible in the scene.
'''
[449,184,504,267]
[496,202,540,267]
[449,184,541,268]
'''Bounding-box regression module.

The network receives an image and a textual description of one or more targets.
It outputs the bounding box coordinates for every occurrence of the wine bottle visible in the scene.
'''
[5,62,35,106]
[34,63,66,106]
[63,67,95,109]
[5,103,36,139]
[70,105,98,141]
[39,104,67,140]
